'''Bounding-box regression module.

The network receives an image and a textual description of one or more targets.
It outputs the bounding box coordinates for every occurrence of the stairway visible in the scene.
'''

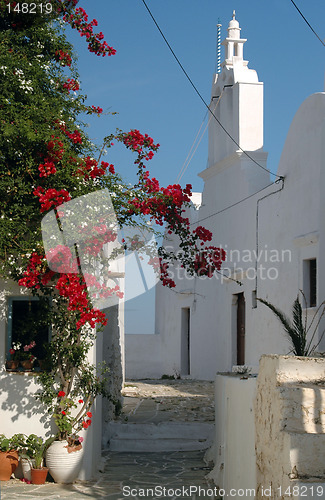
[102,380,215,453]
[106,421,214,452]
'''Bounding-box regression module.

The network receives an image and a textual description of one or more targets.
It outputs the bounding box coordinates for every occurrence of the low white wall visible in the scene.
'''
[255,354,325,500]
[208,372,257,498]
[209,355,325,500]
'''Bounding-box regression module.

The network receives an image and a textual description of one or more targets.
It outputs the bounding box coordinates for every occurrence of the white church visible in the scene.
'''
[125,12,325,380]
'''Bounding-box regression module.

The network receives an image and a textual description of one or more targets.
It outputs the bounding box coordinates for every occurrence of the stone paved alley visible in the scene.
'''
[1,380,217,500]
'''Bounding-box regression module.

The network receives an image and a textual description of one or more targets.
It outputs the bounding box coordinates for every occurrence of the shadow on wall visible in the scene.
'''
[0,362,51,431]
[280,378,325,479]
[102,305,123,424]
[280,380,325,434]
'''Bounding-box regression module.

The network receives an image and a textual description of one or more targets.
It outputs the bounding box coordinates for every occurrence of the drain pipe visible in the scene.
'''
[254,177,285,304]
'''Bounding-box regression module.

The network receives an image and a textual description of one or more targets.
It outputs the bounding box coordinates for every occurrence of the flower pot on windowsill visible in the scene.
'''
[20,360,34,371]
[5,360,19,371]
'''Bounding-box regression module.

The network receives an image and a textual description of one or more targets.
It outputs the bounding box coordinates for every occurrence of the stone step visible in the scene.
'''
[285,432,325,478]
[104,422,214,452]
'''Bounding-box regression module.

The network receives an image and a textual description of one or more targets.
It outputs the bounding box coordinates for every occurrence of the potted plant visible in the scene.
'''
[19,434,39,481]
[257,293,325,356]
[34,294,111,483]
[19,341,37,371]
[45,391,88,483]
[28,435,56,484]
[0,434,24,481]
[6,343,22,371]
[6,341,37,372]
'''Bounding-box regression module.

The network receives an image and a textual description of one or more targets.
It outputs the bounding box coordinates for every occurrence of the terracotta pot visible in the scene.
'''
[0,450,19,481]
[31,467,48,484]
[5,360,19,371]
[46,440,83,483]
[20,360,34,371]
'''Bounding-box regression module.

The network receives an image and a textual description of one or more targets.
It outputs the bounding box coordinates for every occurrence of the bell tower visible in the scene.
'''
[207,12,267,169]
[199,12,269,212]
[223,10,246,63]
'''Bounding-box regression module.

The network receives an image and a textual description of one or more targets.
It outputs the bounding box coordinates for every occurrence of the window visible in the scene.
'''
[303,259,317,308]
[309,259,317,307]
[7,297,51,361]
[252,290,257,309]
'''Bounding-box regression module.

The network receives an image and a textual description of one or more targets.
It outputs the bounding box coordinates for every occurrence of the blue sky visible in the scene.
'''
[68,0,325,193]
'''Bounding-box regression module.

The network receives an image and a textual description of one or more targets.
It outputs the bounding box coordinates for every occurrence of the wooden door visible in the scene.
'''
[237,293,245,365]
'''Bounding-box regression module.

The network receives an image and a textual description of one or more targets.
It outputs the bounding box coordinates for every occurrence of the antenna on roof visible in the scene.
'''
[216,18,222,74]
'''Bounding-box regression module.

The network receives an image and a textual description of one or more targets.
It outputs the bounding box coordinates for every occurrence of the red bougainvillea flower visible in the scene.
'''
[55,49,72,67]
[61,411,66,415]
[63,78,80,92]
[193,226,213,242]
[58,391,66,397]
[91,105,103,114]
[78,399,83,404]
[60,3,116,57]
[33,186,71,213]
[9,348,15,354]
[86,411,92,418]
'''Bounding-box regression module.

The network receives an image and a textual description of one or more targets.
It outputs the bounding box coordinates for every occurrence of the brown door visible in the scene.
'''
[181,308,190,375]
[237,293,245,365]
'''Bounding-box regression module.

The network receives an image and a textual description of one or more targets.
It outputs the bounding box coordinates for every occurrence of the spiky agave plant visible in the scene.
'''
[257,294,325,356]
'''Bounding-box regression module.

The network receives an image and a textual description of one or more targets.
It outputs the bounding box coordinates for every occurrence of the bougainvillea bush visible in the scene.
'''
[0,0,225,440]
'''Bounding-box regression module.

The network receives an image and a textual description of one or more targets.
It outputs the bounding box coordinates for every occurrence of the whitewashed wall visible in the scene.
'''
[207,372,257,499]
[125,14,325,381]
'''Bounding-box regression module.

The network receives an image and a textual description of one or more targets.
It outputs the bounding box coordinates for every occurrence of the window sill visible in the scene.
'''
[4,364,45,374]
[304,306,318,312]
[4,369,37,376]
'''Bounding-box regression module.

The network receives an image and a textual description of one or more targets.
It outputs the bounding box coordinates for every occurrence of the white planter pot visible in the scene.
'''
[45,440,83,483]
[21,457,35,481]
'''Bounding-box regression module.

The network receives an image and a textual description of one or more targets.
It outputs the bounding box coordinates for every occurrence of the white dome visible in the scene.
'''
[228,18,239,29]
